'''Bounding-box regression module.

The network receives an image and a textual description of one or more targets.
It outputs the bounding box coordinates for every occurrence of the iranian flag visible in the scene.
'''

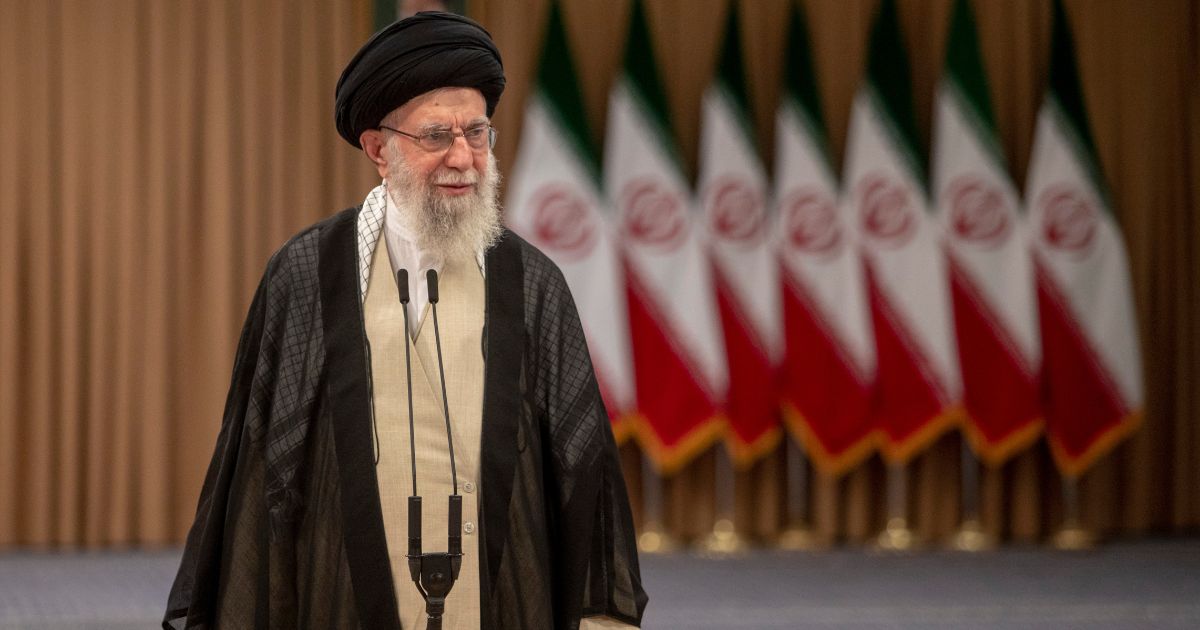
[775,3,876,476]
[700,3,782,467]
[1027,0,1142,476]
[605,0,726,473]
[934,0,1042,464]
[844,0,962,463]
[505,1,635,430]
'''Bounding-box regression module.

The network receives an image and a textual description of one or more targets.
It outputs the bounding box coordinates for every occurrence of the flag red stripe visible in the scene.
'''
[1036,260,1132,467]
[713,265,780,465]
[865,261,955,461]
[949,258,1042,462]
[624,260,721,459]
[781,272,874,470]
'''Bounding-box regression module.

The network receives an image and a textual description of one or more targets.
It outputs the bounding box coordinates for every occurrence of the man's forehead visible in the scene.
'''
[391,87,487,125]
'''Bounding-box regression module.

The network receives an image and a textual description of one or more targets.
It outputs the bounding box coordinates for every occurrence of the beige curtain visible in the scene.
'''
[0,0,377,547]
[1,0,1196,548]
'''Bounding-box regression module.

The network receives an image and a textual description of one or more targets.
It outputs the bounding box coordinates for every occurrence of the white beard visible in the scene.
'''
[384,147,503,263]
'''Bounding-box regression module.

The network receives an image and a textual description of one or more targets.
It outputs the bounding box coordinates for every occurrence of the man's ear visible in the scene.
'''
[360,129,389,178]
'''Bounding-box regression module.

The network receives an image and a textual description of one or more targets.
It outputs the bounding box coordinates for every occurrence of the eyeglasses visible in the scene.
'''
[379,123,497,152]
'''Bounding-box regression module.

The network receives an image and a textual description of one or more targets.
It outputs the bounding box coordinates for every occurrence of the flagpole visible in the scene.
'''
[1052,472,1094,550]
[777,436,825,550]
[875,463,919,551]
[698,446,749,556]
[949,439,995,551]
[636,452,679,554]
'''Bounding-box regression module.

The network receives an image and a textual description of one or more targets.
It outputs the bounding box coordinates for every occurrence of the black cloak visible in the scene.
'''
[163,207,647,629]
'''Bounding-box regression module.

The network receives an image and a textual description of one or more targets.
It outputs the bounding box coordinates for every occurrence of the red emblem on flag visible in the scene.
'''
[620,178,688,253]
[530,185,597,262]
[707,177,765,246]
[782,188,842,258]
[1039,185,1098,257]
[859,174,916,248]
[947,176,1012,249]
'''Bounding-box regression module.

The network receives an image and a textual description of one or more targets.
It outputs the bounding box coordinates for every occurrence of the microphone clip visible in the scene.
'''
[407,551,463,620]
[406,493,464,627]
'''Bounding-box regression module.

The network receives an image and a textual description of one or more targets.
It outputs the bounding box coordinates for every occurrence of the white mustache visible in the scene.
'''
[430,171,479,186]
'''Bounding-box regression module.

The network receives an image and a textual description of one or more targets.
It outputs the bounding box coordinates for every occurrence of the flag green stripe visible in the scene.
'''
[1048,0,1110,207]
[782,96,838,187]
[536,0,601,184]
[1048,96,1113,209]
[622,0,684,171]
[944,81,1009,181]
[944,0,997,142]
[866,85,927,197]
[866,0,926,185]
[715,2,755,143]
[624,77,686,175]
[782,2,833,172]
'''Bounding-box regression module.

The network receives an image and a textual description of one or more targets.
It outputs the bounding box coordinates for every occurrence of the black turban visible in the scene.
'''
[334,11,506,149]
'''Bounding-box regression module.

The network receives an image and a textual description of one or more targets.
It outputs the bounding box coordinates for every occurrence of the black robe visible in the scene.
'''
[164,207,647,629]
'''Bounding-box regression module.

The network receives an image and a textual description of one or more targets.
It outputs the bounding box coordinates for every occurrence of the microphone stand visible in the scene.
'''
[395,269,463,630]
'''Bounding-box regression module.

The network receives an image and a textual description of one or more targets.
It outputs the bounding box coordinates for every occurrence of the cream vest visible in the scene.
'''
[364,237,485,630]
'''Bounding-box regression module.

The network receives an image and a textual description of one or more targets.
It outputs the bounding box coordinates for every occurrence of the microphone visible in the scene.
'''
[393,268,462,629]
[429,269,463,577]
[427,269,459,497]
[426,267,439,304]
[417,268,462,629]
[396,269,423,585]
[395,268,410,304]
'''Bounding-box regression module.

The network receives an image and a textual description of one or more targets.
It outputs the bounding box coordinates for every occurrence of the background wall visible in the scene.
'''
[1,0,1196,547]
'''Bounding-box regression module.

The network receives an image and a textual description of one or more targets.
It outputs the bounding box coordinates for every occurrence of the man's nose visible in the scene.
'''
[442,136,474,170]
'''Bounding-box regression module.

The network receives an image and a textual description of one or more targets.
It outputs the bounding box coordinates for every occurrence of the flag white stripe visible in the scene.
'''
[700,85,782,360]
[506,95,636,413]
[605,78,728,398]
[933,82,1040,372]
[1026,105,1142,408]
[775,98,875,379]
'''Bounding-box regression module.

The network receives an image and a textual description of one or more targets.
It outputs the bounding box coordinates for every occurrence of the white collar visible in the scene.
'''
[355,183,487,330]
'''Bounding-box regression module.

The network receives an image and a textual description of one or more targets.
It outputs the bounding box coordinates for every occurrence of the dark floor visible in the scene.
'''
[2,539,1199,629]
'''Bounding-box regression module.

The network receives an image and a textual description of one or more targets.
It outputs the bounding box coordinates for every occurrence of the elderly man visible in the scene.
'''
[164,12,646,630]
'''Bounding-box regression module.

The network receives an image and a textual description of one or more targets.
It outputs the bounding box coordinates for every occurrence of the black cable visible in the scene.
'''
[396,269,418,497]
[427,269,459,496]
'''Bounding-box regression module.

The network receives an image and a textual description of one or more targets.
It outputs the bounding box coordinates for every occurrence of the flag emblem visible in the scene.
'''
[619,179,689,252]
[947,176,1012,248]
[529,185,599,261]
[782,190,842,257]
[858,175,917,248]
[1038,185,1099,256]
[706,177,767,245]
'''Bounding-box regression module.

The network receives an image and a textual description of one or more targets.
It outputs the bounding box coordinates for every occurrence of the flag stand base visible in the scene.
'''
[1051,519,1095,551]
[948,518,995,552]
[777,521,827,551]
[874,517,920,552]
[637,520,680,554]
[697,518,749,556]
